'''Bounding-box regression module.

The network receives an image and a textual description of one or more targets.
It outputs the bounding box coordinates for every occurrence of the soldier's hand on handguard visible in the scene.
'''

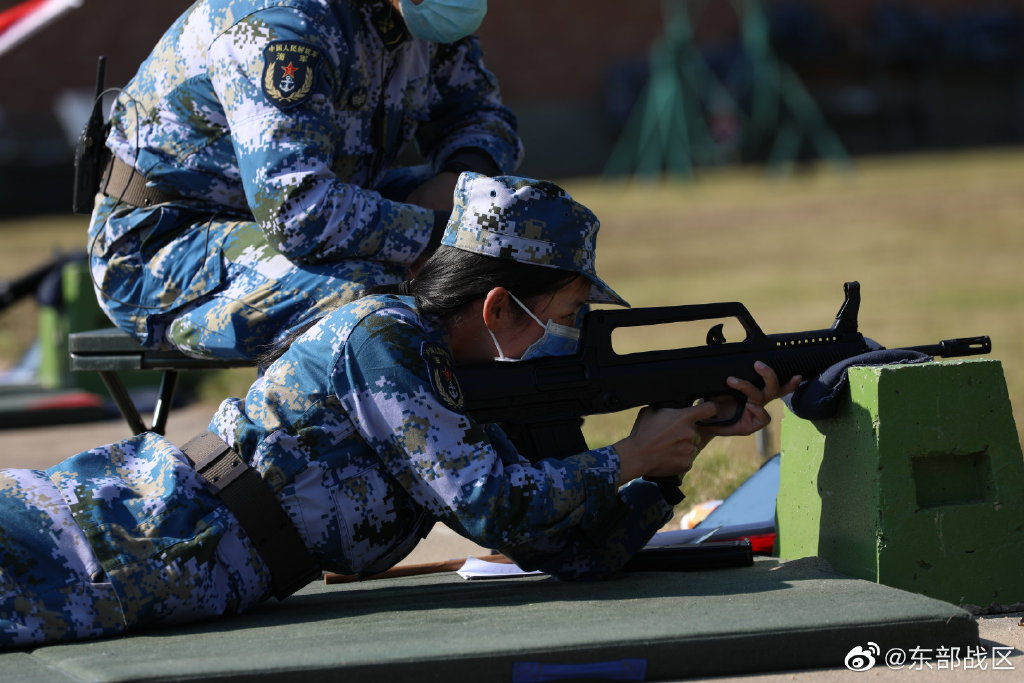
[612,362,799,486]
[704,361,802,439]
[614,402,719,485]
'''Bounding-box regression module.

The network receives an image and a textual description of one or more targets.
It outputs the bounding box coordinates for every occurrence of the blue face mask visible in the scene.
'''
[487,292,581,362]
[398,0,487,44]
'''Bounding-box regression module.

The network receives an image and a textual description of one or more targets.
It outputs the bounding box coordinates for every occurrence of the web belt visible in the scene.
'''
[180,431,321,600]
[100,156,180,208]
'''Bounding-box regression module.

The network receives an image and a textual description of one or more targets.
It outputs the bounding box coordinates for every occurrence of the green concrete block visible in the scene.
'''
[37,261,109,390]
[37,262,183,396]
[777,359,1024,608]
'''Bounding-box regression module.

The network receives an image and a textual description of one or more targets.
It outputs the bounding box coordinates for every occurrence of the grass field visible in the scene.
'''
[569,149,1024,508]
[2,148,1022,513]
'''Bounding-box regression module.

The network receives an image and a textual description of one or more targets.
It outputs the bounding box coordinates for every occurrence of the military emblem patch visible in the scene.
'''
[422,341,464,412]
[262,41,321,109]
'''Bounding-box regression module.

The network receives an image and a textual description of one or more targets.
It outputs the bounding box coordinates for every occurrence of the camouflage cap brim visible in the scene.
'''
[443,172,628,307]
[585,274,629,307]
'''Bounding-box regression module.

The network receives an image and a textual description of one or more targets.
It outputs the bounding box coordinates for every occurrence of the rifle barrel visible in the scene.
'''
[906,336,991,358]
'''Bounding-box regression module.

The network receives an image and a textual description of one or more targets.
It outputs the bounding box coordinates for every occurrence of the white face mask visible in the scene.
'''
[398,0,487,44]
[487,292,580,362]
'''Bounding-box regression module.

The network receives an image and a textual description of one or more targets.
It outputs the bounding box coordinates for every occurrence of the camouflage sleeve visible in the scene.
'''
[207,10,435,266]
[415,37,524,174]
[480,424,674,580]
[500,478,674,580]
[336,311,636,558]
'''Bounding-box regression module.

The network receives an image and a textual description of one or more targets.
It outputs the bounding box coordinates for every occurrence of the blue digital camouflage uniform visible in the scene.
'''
[89,0,522,360]
[1,175,671,648]
[0,295,671,648]
[0,440,268,647]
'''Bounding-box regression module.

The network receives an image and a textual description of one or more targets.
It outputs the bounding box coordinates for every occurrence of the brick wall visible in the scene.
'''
[1,0,1023,204]
[478,0,1024,103]
[0,0,190,136]
[475,0,663,102]
[8,0,1022,118]
[5,0,1024,125]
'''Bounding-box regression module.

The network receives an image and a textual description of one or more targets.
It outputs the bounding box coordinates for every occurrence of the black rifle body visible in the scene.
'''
[73,56,109,215]
[455,282,990,502]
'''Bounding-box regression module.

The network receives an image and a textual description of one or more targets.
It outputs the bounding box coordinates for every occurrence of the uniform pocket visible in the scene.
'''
[330,465,429,576]
[92,204,227,318]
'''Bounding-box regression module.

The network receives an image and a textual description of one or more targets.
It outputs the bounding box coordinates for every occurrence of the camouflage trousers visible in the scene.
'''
[0,469,125,648]
[88,168,430,362]
[89,198,406,362]
[160,221,404,361]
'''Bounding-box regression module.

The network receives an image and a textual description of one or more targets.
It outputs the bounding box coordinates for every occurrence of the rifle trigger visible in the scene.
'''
[706,323,727,346]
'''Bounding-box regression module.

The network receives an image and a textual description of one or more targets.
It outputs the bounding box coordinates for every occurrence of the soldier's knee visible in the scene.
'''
[167,315,237,360]
[168,309,271,361]
[167,315,202,354]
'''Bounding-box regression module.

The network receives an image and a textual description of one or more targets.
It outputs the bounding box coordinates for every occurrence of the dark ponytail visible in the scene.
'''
[373,245,577,324]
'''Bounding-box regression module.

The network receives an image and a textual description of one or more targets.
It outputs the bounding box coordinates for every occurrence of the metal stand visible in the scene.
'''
[70,328,252,437]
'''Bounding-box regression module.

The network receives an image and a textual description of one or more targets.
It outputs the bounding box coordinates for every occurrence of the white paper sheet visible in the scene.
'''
[456,557,545,580]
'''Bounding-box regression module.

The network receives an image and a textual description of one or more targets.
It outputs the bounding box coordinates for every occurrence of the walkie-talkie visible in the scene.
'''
[72,56,109,215]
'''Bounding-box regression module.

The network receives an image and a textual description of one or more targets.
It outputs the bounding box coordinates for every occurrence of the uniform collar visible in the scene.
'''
[359,0,409,49]
[391,294,450,350]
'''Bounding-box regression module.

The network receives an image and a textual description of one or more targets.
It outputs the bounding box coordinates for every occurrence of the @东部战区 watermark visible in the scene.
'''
[844,642,1015,672]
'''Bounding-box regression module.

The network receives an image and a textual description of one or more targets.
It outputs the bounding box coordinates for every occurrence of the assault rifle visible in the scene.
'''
[455,282,991,504]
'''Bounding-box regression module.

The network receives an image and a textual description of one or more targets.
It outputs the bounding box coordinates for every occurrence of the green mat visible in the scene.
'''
[1,557,977,682]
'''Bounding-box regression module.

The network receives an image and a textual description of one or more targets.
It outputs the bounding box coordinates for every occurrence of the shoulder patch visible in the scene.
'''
[262,40,321,109]
[422,341,464,412]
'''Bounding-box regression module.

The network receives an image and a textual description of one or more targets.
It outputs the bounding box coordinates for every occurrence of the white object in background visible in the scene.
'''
[0,0,84,57]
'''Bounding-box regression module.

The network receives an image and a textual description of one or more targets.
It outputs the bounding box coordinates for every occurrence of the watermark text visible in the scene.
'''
[844,643,1015,672]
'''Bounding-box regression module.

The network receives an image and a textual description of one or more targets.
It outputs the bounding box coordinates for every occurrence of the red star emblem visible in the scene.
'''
[280,62,298,78]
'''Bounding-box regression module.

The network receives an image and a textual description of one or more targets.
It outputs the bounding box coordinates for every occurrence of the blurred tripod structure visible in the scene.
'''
[605,0,851,179]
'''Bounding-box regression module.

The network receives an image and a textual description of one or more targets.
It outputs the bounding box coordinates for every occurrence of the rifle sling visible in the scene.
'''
[100,155,180,208]
[180,431,320,600]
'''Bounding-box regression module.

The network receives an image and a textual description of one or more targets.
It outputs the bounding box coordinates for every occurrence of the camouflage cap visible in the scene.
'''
[440,172,629,306]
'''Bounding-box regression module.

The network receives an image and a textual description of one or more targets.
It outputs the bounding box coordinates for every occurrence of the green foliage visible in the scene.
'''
[0,216,85,366]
